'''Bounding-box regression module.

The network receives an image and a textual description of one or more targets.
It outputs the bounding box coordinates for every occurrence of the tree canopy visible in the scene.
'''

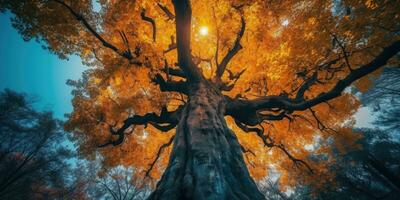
[1,0,399,194]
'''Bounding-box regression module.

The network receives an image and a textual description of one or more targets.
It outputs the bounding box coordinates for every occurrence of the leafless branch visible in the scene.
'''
[152,74,189,94]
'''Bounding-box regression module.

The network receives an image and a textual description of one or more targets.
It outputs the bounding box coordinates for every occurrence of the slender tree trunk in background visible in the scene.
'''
[367,155,400,192]
[148,82,264,200]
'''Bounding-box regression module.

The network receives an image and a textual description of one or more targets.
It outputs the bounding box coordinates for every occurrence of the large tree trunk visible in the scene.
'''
[148,82,264,200]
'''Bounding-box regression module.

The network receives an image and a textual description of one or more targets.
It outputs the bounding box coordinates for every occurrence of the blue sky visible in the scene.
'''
[0,13,85,119]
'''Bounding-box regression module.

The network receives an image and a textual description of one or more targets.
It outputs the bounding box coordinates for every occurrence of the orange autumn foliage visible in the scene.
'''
[2,0,399,193]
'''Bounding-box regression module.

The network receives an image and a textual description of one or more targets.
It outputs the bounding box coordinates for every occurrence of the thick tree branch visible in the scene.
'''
[149,122,177,132]
[161,59,186,80]
[216,14,245,79]
[172,0,202,81]
[152,74,189,94]
[141,8,157,42]
[52,0,141,64]
[295,71,318,101]
[161,67,186,79]
[226,40,400,117]
[220,68,247,91]
[98,106,182,147]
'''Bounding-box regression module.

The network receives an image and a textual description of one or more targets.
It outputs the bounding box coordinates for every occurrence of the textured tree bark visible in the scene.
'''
[148,82,264,200]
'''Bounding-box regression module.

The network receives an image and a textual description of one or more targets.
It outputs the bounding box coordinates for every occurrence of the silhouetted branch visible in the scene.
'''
[164,36,177,53]
[240,144,256,157]
[234,120,313,173]
[295,71,318,101]
[226,40,400,119]
[149,122,177,132]
[98,106,182,147]
[331,33,353,71]
[145,135,175,178]
[216,14,246,78]
[161,59,186,80]
[308,108,337,133]
[141,8,157,42]
[161,67,186,79]
[275,143,313,174]
[152,74,189,94]
[118,30,132,57]
[234,120,273,147]
[52,0,141,65]
[157,3,175,21]
[220,68,246,91]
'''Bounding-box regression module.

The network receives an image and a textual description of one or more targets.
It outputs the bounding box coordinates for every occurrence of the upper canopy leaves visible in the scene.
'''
[2,0,399,191]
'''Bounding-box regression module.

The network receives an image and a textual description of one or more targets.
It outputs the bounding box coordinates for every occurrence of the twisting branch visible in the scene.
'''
[141,8,157,42]
[235,120,273,147]
[152,74,189,94]
[226,40,400,116]
[98,106,183,147]
[157,2,175,21]
[220,83,235,92]
[145,135,175,178]
[216,12,246,78]
[295,71,318,101]
[161,67,186,79]
[98,123,130,148]
[220,68,247,91]
[234,120,313,173]
[161,59,186,79]
[258,110,290,121]
[227,68,246,81]
[52,0,141,64]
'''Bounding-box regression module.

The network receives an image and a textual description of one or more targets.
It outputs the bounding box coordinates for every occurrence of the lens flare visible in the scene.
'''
[199,26,209,36]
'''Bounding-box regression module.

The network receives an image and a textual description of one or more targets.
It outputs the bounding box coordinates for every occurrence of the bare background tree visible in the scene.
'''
[0,89,82,199]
